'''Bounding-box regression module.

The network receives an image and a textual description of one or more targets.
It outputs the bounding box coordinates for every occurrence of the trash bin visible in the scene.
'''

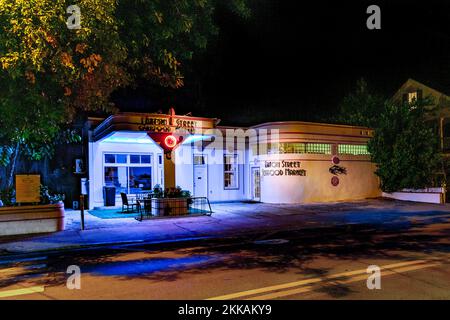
[103,186,116,206]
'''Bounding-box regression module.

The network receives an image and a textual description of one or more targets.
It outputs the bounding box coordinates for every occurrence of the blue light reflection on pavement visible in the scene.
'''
[83,255,217,276]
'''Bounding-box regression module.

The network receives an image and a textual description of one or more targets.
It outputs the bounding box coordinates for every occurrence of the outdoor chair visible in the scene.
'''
[120,193,141,213]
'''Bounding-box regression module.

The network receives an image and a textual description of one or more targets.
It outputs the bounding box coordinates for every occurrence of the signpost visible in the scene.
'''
[80,194,85,230]
[15,175,40,203]
[80,178,88,230]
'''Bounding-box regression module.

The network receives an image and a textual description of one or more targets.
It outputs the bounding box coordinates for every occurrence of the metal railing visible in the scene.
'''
[136,197,212,221]
[189,197,213,216]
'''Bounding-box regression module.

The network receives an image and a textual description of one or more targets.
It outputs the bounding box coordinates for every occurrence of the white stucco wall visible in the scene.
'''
[174,144,194,192]
[257,154,380,204]
[174,143,247,201]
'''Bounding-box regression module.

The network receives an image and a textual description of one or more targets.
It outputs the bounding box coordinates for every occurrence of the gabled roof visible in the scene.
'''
[393,78,450,118]
[392,78,450,102]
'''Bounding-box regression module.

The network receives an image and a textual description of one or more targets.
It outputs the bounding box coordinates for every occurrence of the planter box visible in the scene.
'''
[151,198,189,216]
[0,202,65,236]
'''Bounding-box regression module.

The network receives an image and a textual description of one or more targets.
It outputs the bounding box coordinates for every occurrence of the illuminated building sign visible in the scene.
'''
[145,132,184,152]
[138,117,197,134]
[92,112,216,142]
[138,117,170,132]
[262,160,307,176]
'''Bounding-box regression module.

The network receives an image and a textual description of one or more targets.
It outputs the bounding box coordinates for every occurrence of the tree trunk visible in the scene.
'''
[6,141,20,190]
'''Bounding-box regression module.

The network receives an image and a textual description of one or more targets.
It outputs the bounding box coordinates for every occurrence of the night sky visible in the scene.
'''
[113,0,450,126]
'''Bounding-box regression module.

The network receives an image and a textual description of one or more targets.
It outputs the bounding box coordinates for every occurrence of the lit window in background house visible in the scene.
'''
[408,91,418,103]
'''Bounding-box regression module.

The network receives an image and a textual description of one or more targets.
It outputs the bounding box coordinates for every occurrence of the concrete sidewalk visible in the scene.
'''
[1,199,450,255]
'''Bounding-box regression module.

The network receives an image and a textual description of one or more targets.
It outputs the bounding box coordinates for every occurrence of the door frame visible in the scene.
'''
[193,154,208,197]
[251,166,261,202]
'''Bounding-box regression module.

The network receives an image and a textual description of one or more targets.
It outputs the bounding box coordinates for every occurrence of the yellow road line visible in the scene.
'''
[0,286,45,298]
[247,262,440,300]
[0,267,26,278]
[0,267,21,274]
[207,259,428,300]
[0,264,46,277]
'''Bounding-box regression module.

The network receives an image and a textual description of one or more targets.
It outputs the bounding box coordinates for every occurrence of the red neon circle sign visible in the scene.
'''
[164,135,177,149]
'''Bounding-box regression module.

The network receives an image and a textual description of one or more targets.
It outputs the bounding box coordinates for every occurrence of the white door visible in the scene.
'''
[194,165,208,197]
[251,167,261,201]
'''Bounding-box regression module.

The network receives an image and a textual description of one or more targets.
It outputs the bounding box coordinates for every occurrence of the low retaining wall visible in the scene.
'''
[382,188,445,204]
[0,203,65,236]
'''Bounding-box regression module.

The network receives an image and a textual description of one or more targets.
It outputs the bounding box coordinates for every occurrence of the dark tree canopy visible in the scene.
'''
[368,99,442,192]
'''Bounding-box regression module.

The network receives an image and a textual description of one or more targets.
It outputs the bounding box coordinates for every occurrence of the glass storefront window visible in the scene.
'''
[129,167,152,193]
[103,153,153,194]
[104,166,128,194]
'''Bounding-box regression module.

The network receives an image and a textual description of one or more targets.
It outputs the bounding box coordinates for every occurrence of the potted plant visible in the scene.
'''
[40,185,65,204]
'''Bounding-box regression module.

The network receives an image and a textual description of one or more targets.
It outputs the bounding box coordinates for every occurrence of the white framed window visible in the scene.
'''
[224,154,239,190]
[103,153,153,195]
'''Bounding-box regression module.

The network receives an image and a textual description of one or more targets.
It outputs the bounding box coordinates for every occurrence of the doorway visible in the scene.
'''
[251,167,261,201]
[193,155,208,197]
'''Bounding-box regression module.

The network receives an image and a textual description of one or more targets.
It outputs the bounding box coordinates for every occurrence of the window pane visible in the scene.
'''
[104,167,127,194]
[267,142,331,154]
[105,154,115,163]
[194,155,205,165]
[129,167,152,193]
[116,154,127,164]
[224,173,231,187]
[141,155,151,164]
[158,155,162,165]
[305,143,331,154]
[130,155,140,163]
[225,172,236,188]
[338,144,370,155]
[224,155,238,189]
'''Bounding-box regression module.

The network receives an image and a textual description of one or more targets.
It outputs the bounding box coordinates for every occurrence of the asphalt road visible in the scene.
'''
[1,215,450,300]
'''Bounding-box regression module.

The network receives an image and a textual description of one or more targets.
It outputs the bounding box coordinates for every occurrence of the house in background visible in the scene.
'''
[393,78,450,153]
[392,78,450,202]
